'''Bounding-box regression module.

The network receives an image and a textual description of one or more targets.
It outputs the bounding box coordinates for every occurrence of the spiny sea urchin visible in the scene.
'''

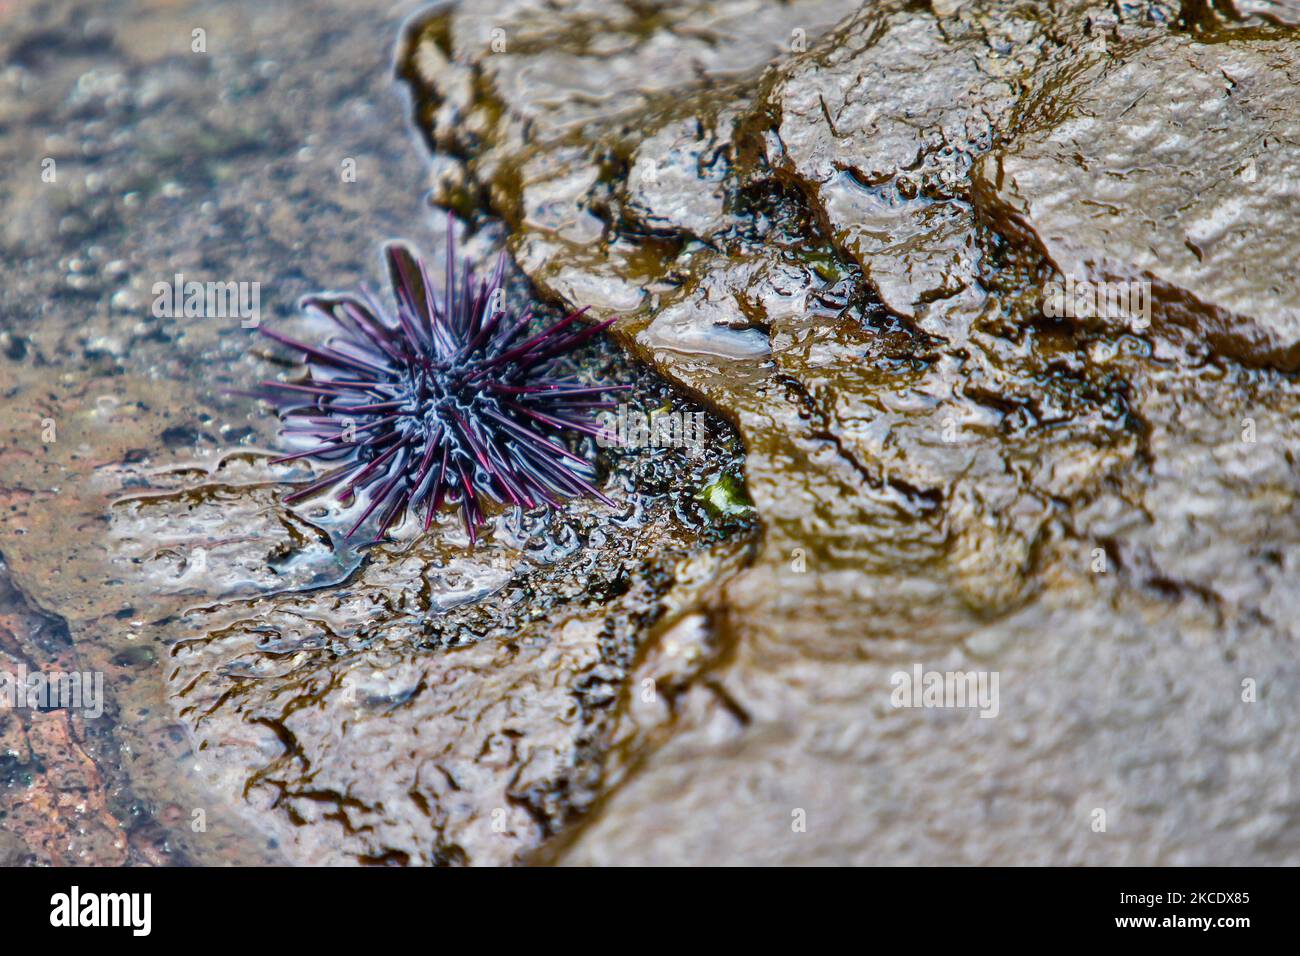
[257,227,625,545]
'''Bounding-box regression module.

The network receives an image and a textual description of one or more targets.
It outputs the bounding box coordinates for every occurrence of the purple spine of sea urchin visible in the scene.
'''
[257,228,626,544]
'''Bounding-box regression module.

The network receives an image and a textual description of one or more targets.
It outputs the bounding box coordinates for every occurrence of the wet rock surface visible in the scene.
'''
[0,0,752,865]
[409,0,1300,863]
[2,0,1299,865]
[0,554,134,866]
[973,29,1300,367]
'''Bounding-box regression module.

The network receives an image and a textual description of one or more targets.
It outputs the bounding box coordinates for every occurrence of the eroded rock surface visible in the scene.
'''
[974,31,1300,367]
[407,0,1300,864]
[4,0,1300,865]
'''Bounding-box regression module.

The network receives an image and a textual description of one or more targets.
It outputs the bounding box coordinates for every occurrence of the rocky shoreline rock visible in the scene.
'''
[2,0,1299,865]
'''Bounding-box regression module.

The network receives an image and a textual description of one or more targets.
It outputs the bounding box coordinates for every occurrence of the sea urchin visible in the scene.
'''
[257,228,625,544]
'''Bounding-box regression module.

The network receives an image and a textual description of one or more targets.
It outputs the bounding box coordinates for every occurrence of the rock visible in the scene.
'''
[756,1,1032,317]
[973,33,1300,368]
[1189,0,1300,28]
[409,0,1300,865]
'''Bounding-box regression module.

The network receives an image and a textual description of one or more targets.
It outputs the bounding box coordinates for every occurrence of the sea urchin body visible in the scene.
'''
[258,229,624,544]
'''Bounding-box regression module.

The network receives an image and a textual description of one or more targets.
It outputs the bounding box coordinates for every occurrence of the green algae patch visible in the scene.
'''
[695,473,754,518]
